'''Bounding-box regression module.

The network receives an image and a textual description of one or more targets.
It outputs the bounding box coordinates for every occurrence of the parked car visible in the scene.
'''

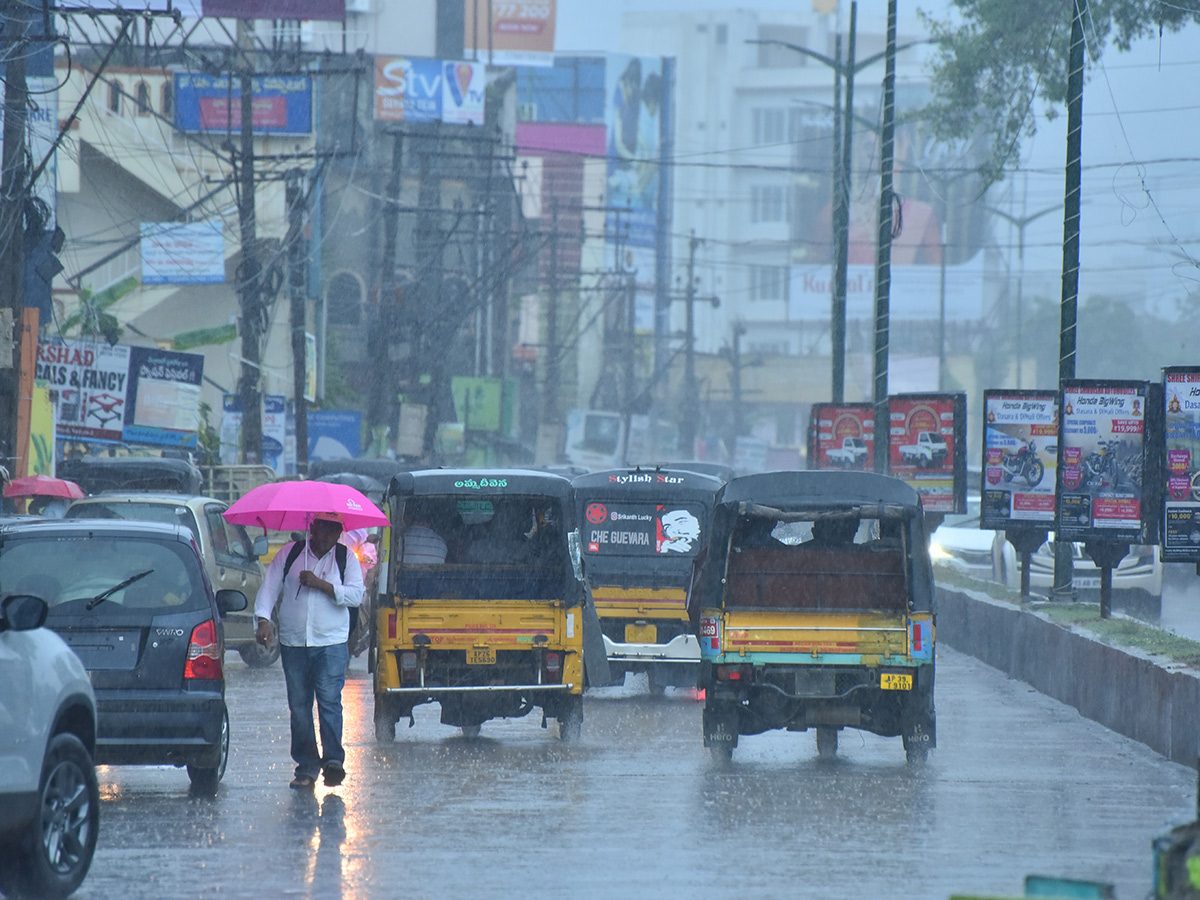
[0,592,99,900]
[928,495,1010,584]
[0,519,248,793]
[57,456,204,494]
[64,493,271,666]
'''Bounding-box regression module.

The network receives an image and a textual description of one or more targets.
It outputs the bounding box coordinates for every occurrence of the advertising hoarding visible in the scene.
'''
[373,57,485,125]
[886,393,967,514]
[605,54,663,249]
[140,221,225,285]
[36,340,131,442]
[123,347,204,448]
[1055,380,1157,544]
[464,0,557,66]
[980,390,1058,530]
[808,402,874,471]
[174,73,313,135]
[582,501,706,557]
[1161,367,1200,561]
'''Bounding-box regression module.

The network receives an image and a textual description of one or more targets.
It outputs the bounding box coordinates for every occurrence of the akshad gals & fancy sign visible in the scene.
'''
[1055,379,1159,544]
[886,393,967,514]
[1161,367,1200,561]
[36,340,204,448]
[583,502,705,557]
[980,390,1058,530]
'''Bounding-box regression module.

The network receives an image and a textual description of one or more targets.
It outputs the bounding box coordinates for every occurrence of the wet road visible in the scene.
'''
[76,646,1195,900]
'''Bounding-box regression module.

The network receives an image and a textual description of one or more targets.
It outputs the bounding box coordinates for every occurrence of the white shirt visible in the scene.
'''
[255,540,364,648]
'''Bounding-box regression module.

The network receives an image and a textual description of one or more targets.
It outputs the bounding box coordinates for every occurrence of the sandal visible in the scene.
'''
[289,774,316,789]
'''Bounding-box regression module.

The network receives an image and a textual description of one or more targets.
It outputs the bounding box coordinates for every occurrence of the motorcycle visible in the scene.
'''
[1000,441,1045,488]
[1081,440,1121,490]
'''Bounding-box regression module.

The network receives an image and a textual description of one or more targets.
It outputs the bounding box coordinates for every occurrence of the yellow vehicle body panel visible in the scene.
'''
[591,585,688,622]
[720,609,911,658]
[375,598,584,694]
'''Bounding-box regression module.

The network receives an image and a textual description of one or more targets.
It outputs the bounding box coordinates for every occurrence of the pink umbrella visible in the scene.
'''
[222,480,389,532]
[4,474,85,500]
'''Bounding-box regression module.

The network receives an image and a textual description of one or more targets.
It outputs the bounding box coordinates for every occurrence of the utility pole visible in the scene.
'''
[0,1,28,472]
[682,232,701,456]
[871,0,898,474]
[371,130,404,436]
[831,1,857,403]
[286,170,308,475]
[235,24,264,464]
[544,198,561,427]
[1053,0,1089,600]
[727,322,746,466]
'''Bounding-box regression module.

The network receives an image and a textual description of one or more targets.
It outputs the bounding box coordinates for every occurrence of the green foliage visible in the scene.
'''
[195,401,222,466]
[60,276,140,344]
[173,323,238,351]
[921,1,1200,184]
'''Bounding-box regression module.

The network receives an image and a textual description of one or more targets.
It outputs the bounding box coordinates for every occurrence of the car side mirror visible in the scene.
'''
[567,529,584,581]
[215,589,248,617]
[0,594,49,632]
[252,535,269,558]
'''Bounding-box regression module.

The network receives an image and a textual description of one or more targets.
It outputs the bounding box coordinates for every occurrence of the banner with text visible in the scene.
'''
[981,390,1058,529]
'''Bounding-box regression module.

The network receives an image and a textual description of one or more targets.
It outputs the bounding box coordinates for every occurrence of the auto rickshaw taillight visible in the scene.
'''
[388,613,397,640]
[715,664,750,682]
[400,652,417,683]
[544,652,562,678]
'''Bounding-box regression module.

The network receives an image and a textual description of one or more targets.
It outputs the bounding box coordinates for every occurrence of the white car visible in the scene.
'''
[928,496,1008,583]
[0,593,99,900]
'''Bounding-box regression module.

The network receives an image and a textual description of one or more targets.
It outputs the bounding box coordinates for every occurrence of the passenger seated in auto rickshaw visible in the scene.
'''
[806,516,859,548]
[401,499,447,565]
[463,502,537,565]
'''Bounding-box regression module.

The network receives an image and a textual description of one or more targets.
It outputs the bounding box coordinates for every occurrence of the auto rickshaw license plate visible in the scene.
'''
[467,647,496,665]
[881,672,912,690]
[625,623,657,644]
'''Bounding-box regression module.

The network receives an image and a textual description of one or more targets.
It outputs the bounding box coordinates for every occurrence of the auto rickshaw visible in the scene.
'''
[373,470,609,741]
[571,467,723,693]
[691,470,937,762]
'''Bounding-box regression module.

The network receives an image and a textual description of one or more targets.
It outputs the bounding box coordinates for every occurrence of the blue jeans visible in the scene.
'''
[281,643,348,778]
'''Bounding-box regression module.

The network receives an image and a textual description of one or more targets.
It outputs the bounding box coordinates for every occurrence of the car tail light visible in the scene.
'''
[185,619,222,680]
[544,651,562,680]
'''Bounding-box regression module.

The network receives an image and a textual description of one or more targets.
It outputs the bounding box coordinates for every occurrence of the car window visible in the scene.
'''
[205,505,254,566]
[66,500,200,542]
[0,535,208,614]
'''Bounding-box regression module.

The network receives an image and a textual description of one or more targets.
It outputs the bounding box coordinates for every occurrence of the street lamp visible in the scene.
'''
[750,16,932,403]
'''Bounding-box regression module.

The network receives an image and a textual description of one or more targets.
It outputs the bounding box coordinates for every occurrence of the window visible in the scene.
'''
[756,25,810,68]
[750,184,791,224]
[161,81,173,118]
[752,108,787,145]
[134,82,151,116]
[327,270,364,326]
[749,264,786,301]
[107,79,122,114]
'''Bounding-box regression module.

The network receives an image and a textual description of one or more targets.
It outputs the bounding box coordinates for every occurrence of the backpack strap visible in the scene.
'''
[283,540,348,581]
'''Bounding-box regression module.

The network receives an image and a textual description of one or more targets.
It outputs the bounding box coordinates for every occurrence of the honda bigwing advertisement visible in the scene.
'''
[981,390,1058,530]
[1162,367,1200,561]
[1055,380,1156,543]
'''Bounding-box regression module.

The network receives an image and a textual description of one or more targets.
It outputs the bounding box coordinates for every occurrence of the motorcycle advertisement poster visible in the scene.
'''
[1161,367,1200,562]
[886,393,967,514]
[1055,380,1152,543]
[808,403,874,470]
[980,390,1058,530]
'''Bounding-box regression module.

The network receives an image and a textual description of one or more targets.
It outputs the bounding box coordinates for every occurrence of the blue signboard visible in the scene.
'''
[174,73,313,135]
[308,410,362,461]
[122,346,205,449]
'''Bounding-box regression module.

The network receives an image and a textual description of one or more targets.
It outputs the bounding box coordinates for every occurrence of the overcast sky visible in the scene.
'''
[554,0,1200,323]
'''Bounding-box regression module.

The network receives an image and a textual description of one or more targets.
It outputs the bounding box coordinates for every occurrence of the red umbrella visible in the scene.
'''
[221,480,388,532]
[4,474,85,500]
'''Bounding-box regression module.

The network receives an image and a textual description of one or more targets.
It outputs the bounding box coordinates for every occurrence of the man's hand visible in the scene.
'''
[255,617,274,646]
[299,569,333,597]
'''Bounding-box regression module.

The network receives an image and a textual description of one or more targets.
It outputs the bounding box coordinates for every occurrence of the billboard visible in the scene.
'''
[582,501,706,557]
[1161,368,1200,561]
[464,0,557,66]
[84,1,345,18]
[140,221,225,285]
[221,394,288,472]
[886,393,967,514]
[123,346,205,448]
[373,57,485,125]
[1055,380,1158,544]
[605,54,663,249]
[980,390,1058,530]
[808,403,874,471]
[174,73,313,134]
[36,340,131,442]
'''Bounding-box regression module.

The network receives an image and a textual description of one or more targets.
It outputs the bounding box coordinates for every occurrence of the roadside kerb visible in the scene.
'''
[936,584,1200,768]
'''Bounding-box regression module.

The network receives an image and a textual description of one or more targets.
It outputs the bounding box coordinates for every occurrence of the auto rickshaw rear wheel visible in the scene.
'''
[460,725,481,739]
[373,700,398,743]
[816,727,838,759]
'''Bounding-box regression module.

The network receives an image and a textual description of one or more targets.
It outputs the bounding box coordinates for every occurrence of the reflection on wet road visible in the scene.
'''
[78,646,1194,900]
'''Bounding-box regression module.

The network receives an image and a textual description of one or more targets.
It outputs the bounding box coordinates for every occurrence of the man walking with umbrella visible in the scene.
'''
[255,511,364,789]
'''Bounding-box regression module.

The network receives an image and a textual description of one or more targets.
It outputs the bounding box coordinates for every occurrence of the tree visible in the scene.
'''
[921,1,1200,184]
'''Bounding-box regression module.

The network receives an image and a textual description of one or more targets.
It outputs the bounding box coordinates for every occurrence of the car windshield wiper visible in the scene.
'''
[85,569,155,610]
